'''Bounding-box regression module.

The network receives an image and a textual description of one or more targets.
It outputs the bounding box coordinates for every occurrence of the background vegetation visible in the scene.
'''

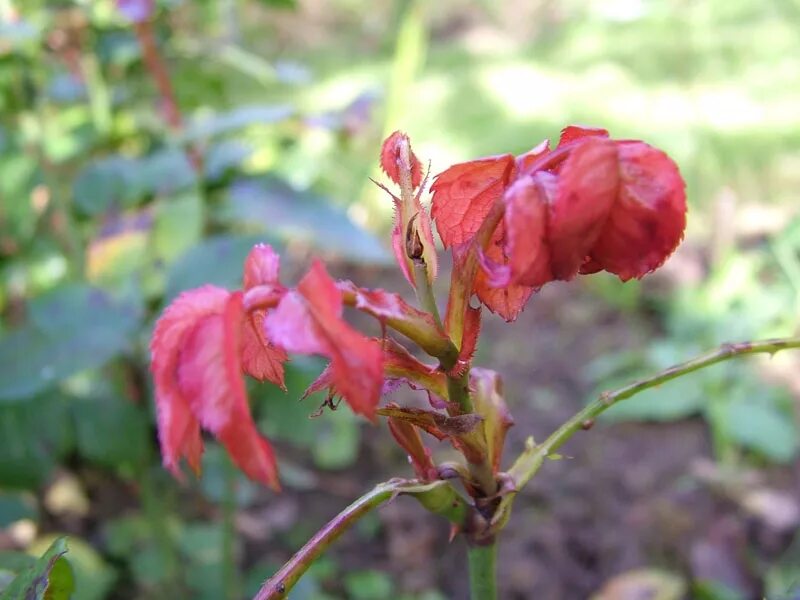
[0,0,798,598]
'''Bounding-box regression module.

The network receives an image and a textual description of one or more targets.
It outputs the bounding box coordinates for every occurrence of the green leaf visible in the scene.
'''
[27,537,114,600]
[72,156,138,216]
[0,493,37,528]
[203,141,253,182]
[179,524,224,600]
[344,570,394,600]
[223,177,390,264]
[256,358,326,447]
[0,152,41,244]
[182,105,294,142]
[0,285,143,401]
[0,537,74,600]
[311,411,360,470]
[152,190,204,263]
[71,395,149,473]
[164,234,274,300]
[0,394,74,489]
[136,149,196,196]
[722,399,799,462]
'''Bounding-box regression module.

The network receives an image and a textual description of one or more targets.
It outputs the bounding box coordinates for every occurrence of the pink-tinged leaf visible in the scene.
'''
[391,218,415,286]
[472,368,514,474]
[150,285,229,476]
[387,417,438,481]
[266,261,384,419]
[472,229,534,321]
[376,406,482,440]
[449,305,481,376]
[302,363,335,400]
[415,205,439,283]
[381,131,423,189]
[382,339,448,399]
[177,292,279,489]
[243,243,281,290]
[504,173,555,287]
[430,154,516,248]
[548,138,619,280]
[241,311,287,389]
[515,139,551,175]
[558,125,609,147]
[584,141,687,280]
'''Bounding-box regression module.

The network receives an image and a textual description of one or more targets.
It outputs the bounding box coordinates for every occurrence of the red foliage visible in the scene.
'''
[381,131,423,189]
[265,260,384,420]
[150,285,279,489]
[433,127,686,321]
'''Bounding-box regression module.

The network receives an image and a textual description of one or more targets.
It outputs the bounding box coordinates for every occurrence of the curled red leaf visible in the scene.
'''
[150,286,279,489]
[380,131,423,189]
[240,244,287,388]
[178,292,279,489]
[430,154,516,248]
[265,261,384,419]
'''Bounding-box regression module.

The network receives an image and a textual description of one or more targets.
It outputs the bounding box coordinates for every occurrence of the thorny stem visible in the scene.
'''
[467,542,498,600]
[253,480,470,600]
[414,260,443,329]
[502,337,800,512]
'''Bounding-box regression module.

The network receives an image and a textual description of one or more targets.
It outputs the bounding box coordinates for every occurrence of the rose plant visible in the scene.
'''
[150,127,800,599]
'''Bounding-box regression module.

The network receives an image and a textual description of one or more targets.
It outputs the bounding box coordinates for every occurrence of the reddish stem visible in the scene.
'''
[133,20,182,130]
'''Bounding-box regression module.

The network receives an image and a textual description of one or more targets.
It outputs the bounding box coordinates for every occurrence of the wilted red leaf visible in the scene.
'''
[382,339,447,397]
[243,243,281,290]
[240,244,287,387]
[265,261,384,419]
[150,285,229,477]
[449,305,481,376]
[381,131,423,189]
[472,233,534,321]
[582,141,687,280]
[241,311,287,389]
[430,154,515,248]
[547,137,619,280]
[503,173,553,288]
[177,292,279,489]
[557,125,609,147]
[387,417,438,481]
[376,405,482,440]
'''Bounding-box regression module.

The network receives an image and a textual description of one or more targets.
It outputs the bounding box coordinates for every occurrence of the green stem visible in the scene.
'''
[467,542,497,600]
[508,336,800,492]
[253,480,469,600]
[414,261,443,329]
[222,457,239,600]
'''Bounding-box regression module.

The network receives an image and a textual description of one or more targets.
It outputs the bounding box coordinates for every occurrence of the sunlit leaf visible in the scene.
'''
[0,537,73,600]
[152,190,204,263]
[182,105,294,142]
[27,537,114,600]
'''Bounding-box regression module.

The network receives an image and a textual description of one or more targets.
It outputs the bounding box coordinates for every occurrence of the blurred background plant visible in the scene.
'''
[0,1,798,599]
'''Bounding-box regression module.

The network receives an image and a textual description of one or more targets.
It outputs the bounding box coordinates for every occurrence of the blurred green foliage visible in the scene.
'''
[0,0,798,598]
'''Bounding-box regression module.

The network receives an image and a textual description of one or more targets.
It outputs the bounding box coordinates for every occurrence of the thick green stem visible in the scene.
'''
[467,542,498,600]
